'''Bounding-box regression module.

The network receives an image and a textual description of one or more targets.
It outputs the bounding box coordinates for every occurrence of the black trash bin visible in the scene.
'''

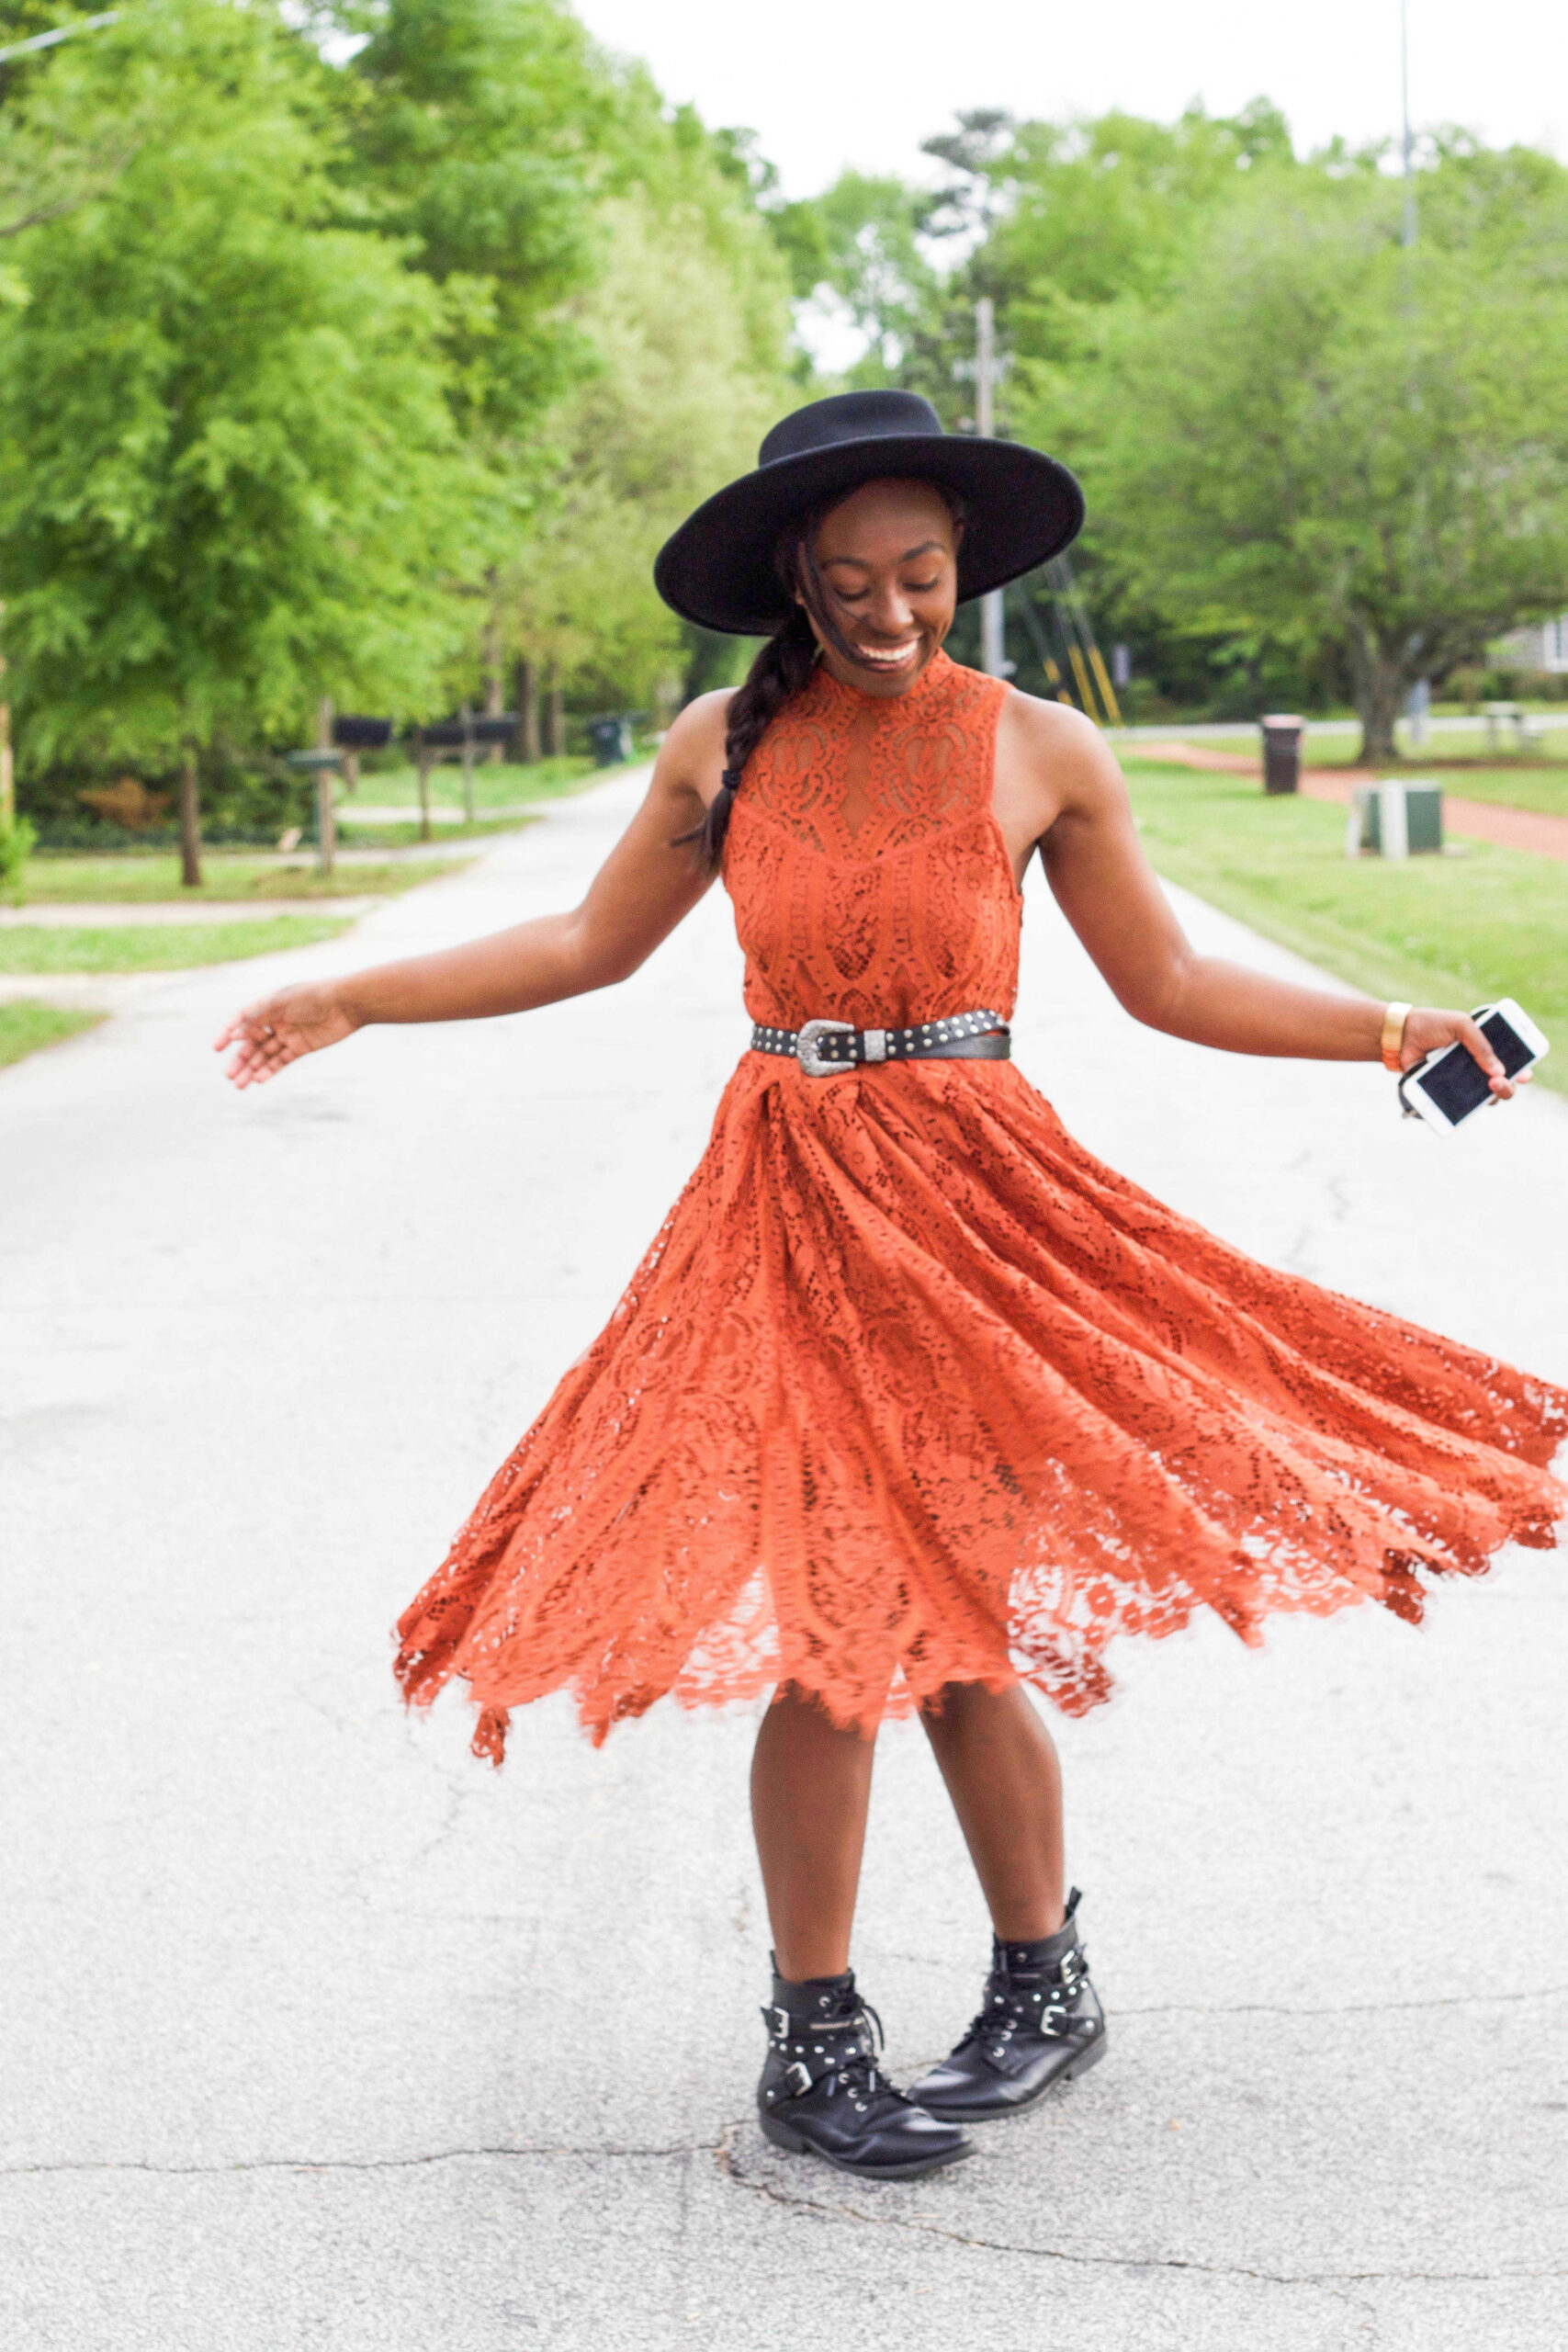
[589,716,633,766]
[1260,713,1303,795]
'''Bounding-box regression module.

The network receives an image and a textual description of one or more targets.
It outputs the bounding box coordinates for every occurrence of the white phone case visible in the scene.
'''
[1400,999,1550,1133]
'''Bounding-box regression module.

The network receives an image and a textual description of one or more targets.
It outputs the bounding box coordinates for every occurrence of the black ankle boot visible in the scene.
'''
[910,1887,1107,2122]
[758,1962,974,2179]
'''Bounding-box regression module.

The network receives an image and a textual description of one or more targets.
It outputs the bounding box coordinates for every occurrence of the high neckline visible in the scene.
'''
[810,644,956,715]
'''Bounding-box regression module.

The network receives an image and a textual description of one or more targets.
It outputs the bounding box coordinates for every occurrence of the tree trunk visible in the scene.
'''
[513,657,539,763]
[1348,626,1411,768]
[0,655,13,828]
[544,661,564,760]
[178,745,203,888]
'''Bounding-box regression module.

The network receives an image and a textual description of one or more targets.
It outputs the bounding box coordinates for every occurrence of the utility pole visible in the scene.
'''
[1400,0,1417,248]
[1400,0,1427,751]
[976,299,1007,679]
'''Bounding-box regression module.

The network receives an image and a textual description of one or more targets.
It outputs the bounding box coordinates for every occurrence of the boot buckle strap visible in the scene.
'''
[784,2061,814,2098]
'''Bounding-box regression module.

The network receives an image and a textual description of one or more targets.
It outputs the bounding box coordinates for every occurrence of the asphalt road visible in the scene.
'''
[4,765,1565,2352]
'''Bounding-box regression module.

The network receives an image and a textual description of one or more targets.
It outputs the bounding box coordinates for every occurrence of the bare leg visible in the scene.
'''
[919,1681,1065,1940]
[750,1683,879,1980]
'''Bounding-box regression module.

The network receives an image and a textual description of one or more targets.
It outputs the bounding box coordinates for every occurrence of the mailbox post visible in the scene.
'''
[284,747,343,874]
[316,696,335,873]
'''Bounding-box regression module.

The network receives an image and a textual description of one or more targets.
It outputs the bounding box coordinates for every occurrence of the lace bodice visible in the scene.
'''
[724,650,1020,1031]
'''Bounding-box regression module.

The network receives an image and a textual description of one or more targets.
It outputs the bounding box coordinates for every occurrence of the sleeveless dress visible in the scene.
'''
[394,650,1567,1761]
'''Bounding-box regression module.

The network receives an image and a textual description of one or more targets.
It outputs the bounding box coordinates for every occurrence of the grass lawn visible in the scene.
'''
[341,752,602,811]
[1121,759,1568,1098]
[0,1001,106,1069]
[18,854,462,903]
[333,814,539,850]
[0,914,354,974]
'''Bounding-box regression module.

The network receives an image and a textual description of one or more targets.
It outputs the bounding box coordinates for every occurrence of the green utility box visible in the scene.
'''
[1347,781,1443,859]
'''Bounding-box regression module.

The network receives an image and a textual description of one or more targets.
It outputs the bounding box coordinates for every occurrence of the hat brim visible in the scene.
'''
[653,435,1084,637]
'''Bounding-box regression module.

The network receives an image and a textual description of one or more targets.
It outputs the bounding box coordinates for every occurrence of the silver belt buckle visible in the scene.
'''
[795,1017,855,1077]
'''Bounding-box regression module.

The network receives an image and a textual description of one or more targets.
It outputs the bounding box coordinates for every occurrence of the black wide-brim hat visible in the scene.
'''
[654,390,1084,638]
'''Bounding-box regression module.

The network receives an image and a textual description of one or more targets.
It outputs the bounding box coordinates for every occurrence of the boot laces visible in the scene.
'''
[956,1945,1088,2056]
[820,1996,887,2098]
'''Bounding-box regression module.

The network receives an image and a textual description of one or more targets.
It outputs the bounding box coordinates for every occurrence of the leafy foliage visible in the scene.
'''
[793,98,1568,734]
[0,0,800,829]
[487,92,795,712]
[339,0,615,438]
[0,0,475,786]
[1067,157,1568,755]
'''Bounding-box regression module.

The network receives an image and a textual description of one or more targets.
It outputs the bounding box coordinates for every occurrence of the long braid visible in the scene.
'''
[686,606,818,865]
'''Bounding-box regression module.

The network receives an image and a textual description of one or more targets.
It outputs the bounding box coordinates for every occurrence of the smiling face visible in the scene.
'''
[801,478,962,697]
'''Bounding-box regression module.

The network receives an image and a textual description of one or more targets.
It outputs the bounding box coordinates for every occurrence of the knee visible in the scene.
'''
[919,1677,994,1722]
[767,1680,881,1747]
[919,1678,1032,1745]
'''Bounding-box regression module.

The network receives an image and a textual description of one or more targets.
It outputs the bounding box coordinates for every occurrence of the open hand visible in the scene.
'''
[215,981,357,1090]
[1401,1007,1529,1101]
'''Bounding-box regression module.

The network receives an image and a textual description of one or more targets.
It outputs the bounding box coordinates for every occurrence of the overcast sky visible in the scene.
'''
[573,0,1565,200]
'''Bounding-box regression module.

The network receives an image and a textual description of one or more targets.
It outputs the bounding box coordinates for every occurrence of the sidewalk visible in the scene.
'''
[3,767,1563,2352]
[0,897,387,925]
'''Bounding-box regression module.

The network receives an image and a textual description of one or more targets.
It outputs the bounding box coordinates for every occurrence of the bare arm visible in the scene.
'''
[995,693,1520,1094]
[216,695,729,1088]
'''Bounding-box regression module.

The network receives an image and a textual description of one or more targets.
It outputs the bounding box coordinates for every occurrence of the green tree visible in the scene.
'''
[339,0,616,440]
[980,100,1295,368]
[772,169,942,380]
[1070,157,1568,759]
[0,4,159,305]
[0,0,475,881]
[494,96,795,717]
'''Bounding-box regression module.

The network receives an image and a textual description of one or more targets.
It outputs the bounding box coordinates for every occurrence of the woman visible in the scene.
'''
[219,391,1566,2184]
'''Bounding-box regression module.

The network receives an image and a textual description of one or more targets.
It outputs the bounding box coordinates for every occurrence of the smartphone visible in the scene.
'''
[1399,999,1550,1132]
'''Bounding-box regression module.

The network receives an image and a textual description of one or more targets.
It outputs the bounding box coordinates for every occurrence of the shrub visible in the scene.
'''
[0,814,38,906]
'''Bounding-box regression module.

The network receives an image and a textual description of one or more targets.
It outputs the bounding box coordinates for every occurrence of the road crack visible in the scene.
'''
[716,2125,1566,2289]
[1113,1982,1568,2020]
[4,2140,716,2178]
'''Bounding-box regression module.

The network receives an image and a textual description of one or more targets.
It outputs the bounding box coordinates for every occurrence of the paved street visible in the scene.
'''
[3,764,1565,2352]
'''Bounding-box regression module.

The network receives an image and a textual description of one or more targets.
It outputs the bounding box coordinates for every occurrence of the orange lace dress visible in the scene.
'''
[395,650,1567,1761]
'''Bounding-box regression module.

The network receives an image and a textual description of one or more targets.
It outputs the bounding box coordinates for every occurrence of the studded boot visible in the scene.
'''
[910,1887,1107,2122]
[758,1962,974,2179]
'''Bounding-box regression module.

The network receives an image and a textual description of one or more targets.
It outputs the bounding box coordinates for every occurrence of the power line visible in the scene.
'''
[0,13,120,67]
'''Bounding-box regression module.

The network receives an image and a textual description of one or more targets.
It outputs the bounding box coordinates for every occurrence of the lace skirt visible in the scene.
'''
[394,1056,1567,1760]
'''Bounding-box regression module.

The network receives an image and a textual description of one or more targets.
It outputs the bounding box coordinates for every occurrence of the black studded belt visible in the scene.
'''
[750,1010,1010,1077]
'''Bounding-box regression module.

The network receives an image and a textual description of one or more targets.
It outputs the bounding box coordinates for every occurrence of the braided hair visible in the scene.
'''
[679,485,966,867]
